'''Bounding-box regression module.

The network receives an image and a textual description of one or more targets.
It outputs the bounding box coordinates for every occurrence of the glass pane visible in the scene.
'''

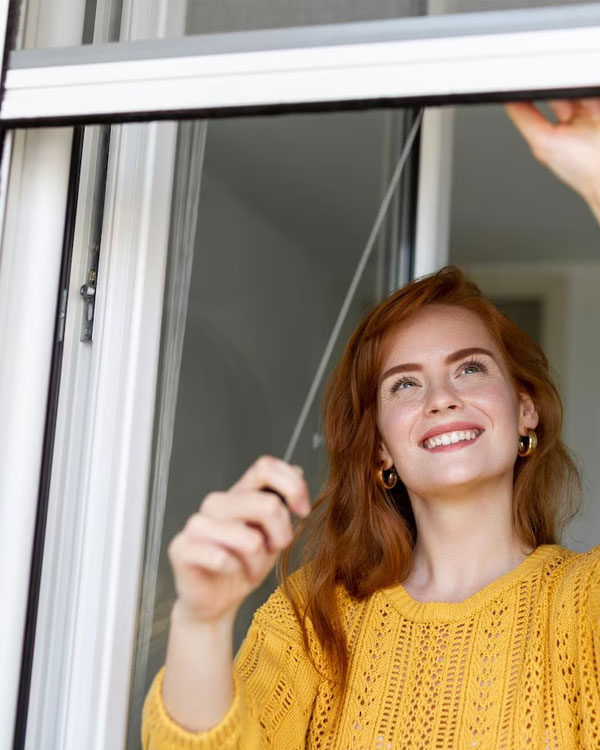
[13,0,599,49]
[448,100,600,552]
[185,0,597,34]
[186,0,424,33]
[125,105,420,746]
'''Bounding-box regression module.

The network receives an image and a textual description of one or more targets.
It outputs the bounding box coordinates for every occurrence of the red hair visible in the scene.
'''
[278,265,581,707]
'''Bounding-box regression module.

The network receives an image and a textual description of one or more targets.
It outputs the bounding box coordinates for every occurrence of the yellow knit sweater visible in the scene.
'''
[142,543,600,749]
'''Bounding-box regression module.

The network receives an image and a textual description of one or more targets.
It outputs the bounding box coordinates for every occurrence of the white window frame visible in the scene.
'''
[0,0,188,748]
[0,1,91,746]
[0,3,599,749]
[3,5,600,123]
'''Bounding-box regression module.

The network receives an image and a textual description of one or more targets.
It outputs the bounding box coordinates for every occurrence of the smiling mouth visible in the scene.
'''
[422,429,484,450]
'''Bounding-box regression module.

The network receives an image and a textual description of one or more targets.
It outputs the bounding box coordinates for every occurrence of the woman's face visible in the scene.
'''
[376,304,539,498]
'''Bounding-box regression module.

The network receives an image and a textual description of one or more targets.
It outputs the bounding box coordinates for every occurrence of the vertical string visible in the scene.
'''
[283,108,424,464]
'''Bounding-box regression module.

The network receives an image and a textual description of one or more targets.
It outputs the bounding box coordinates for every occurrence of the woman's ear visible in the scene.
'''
[378,437,394,469]
[518,391,539,433]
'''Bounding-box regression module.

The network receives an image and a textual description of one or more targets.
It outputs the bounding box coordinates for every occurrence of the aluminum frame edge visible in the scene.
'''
[2,24,600,124]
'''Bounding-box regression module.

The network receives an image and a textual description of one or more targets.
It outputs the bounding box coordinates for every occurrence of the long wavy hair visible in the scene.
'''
[278,265,581,704]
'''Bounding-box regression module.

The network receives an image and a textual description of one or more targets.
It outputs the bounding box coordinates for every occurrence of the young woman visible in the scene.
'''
[142,99,600,749]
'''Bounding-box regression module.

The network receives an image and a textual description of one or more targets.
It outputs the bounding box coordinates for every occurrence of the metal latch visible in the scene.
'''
[79,241,100,341]
[78,125,111,343]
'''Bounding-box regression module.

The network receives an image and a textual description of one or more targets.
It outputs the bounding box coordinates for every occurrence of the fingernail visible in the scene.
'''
[292,464,304,476]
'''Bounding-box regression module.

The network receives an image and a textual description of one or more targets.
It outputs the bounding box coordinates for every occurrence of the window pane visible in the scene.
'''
[125,106,419,747]
[185,0,596,34]
[13,0,599,49]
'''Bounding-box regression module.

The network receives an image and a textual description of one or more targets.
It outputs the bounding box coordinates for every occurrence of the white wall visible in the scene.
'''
[561,263,600,552]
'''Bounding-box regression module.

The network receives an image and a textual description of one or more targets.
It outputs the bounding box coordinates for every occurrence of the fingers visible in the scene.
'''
[547,99,575,123]
[174,514,278,583]
[169,532,242,576]
[547,98,600,122]
[166,457,312,622]
[229,455,311,517]
[504,102,553,151]
[506,98,600,129]
[200,490,295,551]
[578,98,600,118]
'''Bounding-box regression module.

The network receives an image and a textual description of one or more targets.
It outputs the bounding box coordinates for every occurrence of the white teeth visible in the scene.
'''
[423,429,480,450]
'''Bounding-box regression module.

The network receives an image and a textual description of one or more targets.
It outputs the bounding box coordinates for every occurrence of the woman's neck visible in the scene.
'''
[404,478,532,602]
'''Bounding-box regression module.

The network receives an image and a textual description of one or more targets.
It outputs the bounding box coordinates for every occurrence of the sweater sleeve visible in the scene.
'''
[141,583,321,750]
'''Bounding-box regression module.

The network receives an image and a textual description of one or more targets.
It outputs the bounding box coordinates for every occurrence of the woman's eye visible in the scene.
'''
[391,378,417,392]
[460,359,487,376]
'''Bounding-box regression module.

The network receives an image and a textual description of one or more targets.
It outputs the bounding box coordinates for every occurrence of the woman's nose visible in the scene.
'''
[424,380,463,414]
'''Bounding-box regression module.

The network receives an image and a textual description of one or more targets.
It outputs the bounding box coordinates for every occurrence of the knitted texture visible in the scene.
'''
[142,543,600,749]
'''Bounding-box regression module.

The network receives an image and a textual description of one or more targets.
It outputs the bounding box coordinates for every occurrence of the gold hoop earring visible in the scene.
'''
[378,465,398,490]
[518,428,538,457]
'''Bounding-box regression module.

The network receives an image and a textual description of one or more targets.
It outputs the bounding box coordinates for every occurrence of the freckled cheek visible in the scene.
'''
[466,384,519,425]
[378,403,420,447]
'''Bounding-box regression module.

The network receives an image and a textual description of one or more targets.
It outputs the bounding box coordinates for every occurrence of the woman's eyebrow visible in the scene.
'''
[446,346,496,365]
[380,347,496,383]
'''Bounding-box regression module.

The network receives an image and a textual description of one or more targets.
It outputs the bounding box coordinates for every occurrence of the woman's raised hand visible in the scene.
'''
[167,455,311,624]
[504,98,600,217]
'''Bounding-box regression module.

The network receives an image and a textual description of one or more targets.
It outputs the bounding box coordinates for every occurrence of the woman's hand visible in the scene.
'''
[504,98,600,223]
[168,455,311,624]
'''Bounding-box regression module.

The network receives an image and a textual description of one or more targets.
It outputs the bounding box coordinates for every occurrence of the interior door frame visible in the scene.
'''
[0,3,599,749]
